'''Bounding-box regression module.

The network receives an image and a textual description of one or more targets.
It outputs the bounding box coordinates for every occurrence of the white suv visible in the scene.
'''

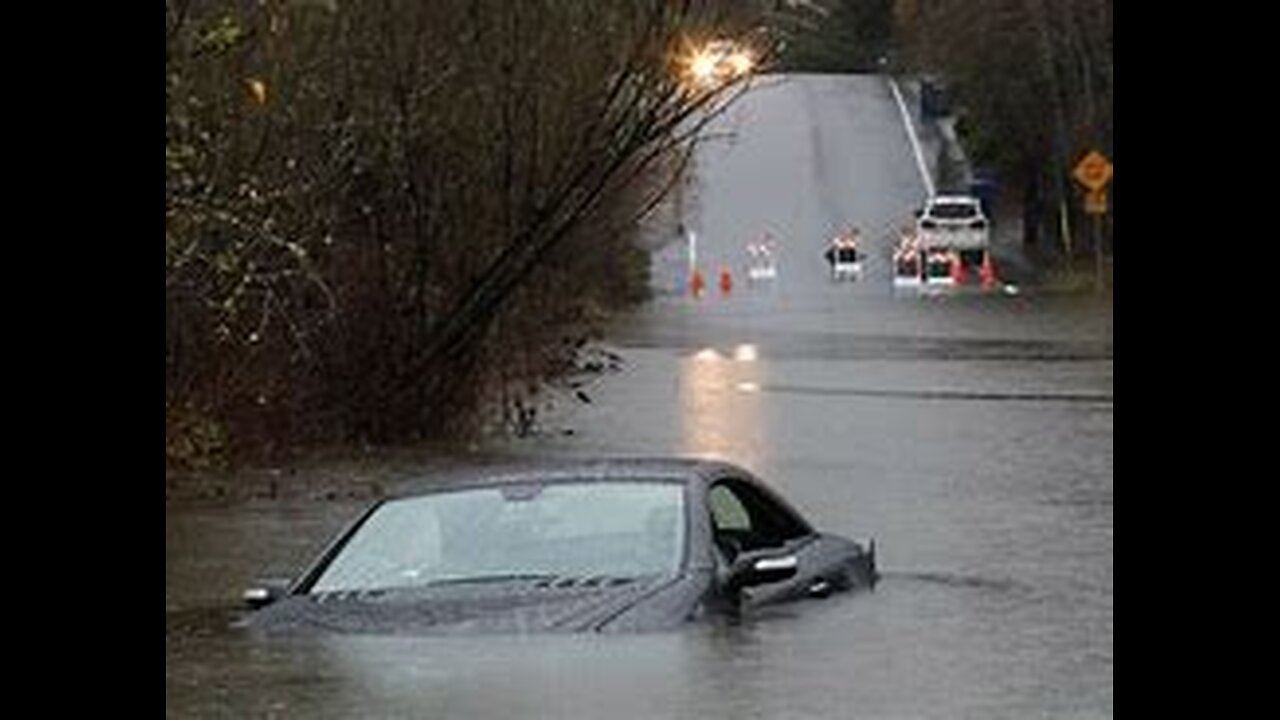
[916,195,989,251]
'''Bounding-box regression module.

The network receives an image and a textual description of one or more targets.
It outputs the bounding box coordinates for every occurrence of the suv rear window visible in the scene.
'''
[927,203,978,219]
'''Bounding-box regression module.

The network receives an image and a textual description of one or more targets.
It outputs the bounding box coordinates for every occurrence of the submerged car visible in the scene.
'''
[241,458,877,635]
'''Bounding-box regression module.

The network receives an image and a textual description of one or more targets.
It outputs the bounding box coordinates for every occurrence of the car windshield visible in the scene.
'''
[928,202,978,219]
[837,248,858,263]
[310,480,686,592]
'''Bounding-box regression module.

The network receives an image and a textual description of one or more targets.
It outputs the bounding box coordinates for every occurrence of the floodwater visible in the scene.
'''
[166,75,1112,718]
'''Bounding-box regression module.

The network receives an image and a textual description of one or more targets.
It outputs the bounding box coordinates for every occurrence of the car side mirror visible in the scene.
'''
[242,578,290,609]
[724,552,798,593]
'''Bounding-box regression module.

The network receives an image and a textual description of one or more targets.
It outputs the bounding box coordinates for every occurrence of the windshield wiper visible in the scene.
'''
[422,573,560,587]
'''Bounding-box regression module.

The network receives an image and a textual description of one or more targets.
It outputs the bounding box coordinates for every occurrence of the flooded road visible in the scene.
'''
[167,75,1112,718]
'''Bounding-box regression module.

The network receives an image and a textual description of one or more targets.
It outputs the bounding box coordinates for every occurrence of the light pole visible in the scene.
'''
[671,37,757,297]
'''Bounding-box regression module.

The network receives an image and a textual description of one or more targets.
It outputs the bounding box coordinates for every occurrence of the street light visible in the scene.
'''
[682,39,755,89]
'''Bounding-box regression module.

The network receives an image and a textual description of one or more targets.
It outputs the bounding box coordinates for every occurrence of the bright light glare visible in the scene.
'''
[690,53,717,81]
[683,40,754,88]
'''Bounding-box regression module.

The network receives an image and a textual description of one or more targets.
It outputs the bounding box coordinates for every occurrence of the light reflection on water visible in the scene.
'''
[679,344,767,469]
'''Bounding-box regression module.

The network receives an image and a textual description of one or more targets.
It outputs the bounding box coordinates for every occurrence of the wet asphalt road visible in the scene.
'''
[166,75,1113,719]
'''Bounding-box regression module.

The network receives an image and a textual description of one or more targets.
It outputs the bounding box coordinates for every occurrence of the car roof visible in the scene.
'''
[387,457,746,499]
[928,195,979,205]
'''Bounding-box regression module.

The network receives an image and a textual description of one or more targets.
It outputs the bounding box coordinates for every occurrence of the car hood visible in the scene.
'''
[241,575,693,635]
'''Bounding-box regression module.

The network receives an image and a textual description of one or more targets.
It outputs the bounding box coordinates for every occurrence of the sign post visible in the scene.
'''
[1073,151,1113,294]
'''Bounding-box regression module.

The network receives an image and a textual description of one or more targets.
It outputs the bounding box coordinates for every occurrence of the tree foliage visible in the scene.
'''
[773,0,896,73]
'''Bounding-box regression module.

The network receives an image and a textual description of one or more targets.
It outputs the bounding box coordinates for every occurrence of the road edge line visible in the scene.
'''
[887,76,935,198]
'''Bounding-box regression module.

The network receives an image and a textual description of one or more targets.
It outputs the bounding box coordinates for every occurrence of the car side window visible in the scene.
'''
[708,479,811,559]
[709,484,751,532]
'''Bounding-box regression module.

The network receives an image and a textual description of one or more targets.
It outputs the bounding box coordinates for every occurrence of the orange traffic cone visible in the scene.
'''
[980,253,998,289]
[719,266,733,296]
[690,268,706,298]
[950,254,967,284]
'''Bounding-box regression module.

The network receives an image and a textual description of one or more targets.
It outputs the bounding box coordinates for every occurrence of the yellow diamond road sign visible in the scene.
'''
[1074,151,1113,191]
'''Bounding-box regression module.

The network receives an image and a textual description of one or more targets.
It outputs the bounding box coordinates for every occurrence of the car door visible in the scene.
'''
[706,476,851,607]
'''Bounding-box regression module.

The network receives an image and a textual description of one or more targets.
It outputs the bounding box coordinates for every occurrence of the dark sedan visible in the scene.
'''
[241,458,877,634]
